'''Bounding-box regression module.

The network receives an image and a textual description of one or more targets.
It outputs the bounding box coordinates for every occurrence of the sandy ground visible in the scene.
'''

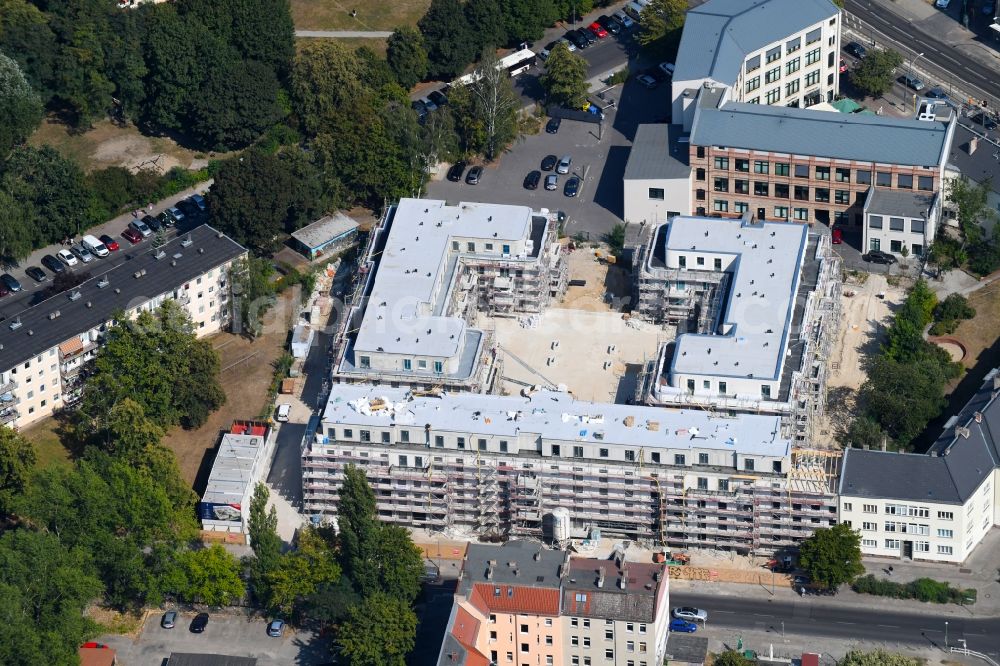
[557,246,633,312]
[812,272,905,446]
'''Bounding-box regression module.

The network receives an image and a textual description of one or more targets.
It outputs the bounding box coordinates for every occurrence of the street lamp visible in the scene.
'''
[781,621,785,639]
[944,620,949,649]
[906,52,925,114]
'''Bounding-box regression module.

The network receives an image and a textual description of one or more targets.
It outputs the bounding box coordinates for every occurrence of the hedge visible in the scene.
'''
[851,574,976,604]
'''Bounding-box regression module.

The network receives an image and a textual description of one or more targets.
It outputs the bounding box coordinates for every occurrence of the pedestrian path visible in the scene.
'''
[295,30,392,37]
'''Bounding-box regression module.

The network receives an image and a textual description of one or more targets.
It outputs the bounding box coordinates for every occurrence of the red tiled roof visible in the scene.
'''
[471,582,561,616]
[452,606,481,650]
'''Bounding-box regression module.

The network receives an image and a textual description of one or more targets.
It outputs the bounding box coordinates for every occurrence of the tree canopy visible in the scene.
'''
[849,48,904,98]
[387,27,429,89]
[839,650,920,666]
[540,42,589,109]
[0,51,43,156]
[798,523,865,590]
[338,593,418,666]
[0,427,36,519]
[418,0,477,79]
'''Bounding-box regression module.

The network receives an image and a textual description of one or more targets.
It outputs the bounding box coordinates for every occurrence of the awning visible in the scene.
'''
[58,337,84,357]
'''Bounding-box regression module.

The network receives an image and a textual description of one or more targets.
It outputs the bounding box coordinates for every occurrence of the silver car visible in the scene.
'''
[71,243,94,263]
[556,155,572,174]
[672,607,708,622]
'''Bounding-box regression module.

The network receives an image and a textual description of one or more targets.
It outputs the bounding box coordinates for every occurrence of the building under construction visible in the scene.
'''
[628,215,842,443]
[303,385,841,553]
[330,198,567,394]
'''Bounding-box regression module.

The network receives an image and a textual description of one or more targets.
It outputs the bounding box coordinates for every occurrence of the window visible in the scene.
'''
[714,177,729,192]
[520,624,528,634]
[433,360,443,373]
[713,200,729,213]
[714,157,729,170]
[697,477,708,490]
[403,359,412,371]
[521,643,529,653]
[646,187,666,201]
[766,45,782,63]
[418,360,427,369]
[804,70,820,87]
[857,169,872,184]
[714,258,723,270]
[786,57,801,75]
[794,185,810,201]
[862,522,877,531]
[868,215,883,229]
[862,538,877,548]
[938,545,954,555]
[478,438,487,451]
[765,88,781,104]
[897,174,913,189]
[794,164,809,178]
[606,629,614,640]
[937,529,953,538]
[786,79,800,97]
[746,55,761,73]
[876,171,892,187]
[735,159,749,172]
[832,167,850,183]
[573,445,583,458]
[744,458,756,471]
[674,454,686,465]
[835,189,851,205]
[698,452,709,465]
[735,179,749,194]
[718,381,727,394]
[765,66,781,84]
[551,444,561,456]
[457,437,466,450]
[793,208,809,221]
[918,176,934,191]
[359,356,371,369]
[937,511,953,520]
[754,160,769,174]
[885,539,900,549]
[696,189,706,201]
[381,431,391,443]
[814,166,830,181]
[600,448,609,457]
[735,202,749,214]
[774,206,789,218]
[435,435,444,447]
[500,440,508,453]
[911,219,925,233]
[863,504,878,514]
[697,146,706,158]
[606,650,614,660]
[774,184,789,199]
[915,542,930,553]
[786,36,801,53]
[775,162,790,176]
[889,217,905,232]
[814,188,830,203]
[806,27,821,44]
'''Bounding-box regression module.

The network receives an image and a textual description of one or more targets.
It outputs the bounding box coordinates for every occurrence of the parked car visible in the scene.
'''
[597,15,621,34]
[411,99,428,122]
[673,607,709,622]
[122,227,143,245]
[177,199,201,220]
[190,612,209,633]
[523,170,541,190]
[539,41,557,59]
[189,193,207,213]
[57,249,78,267]
[128,218,152,238]
[588,21,609,38]
[831,228,843,244]
[70,244,94,263]
[580,28,597,46]
[556,155,572,174]
[563,176,580,197]
[935,0,951,8]
[544,174,558,191]
[557,37,577,52]
[636,73,658,89]
[25,266,47,282]
[612,10,635,28]
[428,89,448,107]
[161,611,177,629]
[845,41,867,59]
[669,619,698,633]
[99,234,120,252]
[566,30,588,49]
[924,87,949,99]
[143,214,162,233]
[166,206,186,225]
[276,403,291,422]
[82,234,109,257]
[658,62,675,77]
[546,117,561,134]
[839,58,848,73]
[541,154,558,171]
[420,96,438,112]
[42,254,66,273]
[970,112,998,130]
[267,620,285,638]
[447,161,467,182]
[0,273,22,292]
[793,575,810,586]
[863,250,897,264]
[465,165,483,185]
[899,74,925,91]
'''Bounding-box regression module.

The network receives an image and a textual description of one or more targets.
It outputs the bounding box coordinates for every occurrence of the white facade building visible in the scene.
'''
[862,189,940,258]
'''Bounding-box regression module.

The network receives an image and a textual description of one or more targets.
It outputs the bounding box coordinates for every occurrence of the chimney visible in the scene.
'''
[975,411,983,423]
[968,137,979,155]
[618,568,628,590]
[534,550,542,561]
[486,562,494,580]
[597,567,605,588]
[956,426,971,439]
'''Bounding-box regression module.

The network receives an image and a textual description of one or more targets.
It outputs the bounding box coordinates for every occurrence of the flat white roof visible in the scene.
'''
[322,385,790,457]
[201,432,268,508]
[663,216,808,382]
[354,198,534,358]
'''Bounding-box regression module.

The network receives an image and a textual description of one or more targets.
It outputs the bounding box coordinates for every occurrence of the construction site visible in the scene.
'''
[307,206,846,556]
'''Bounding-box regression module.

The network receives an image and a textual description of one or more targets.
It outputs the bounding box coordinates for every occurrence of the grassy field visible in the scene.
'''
[30,118,217,174]
[21,417,74,470]
[950,280,1000,373]
[290,0,429,31]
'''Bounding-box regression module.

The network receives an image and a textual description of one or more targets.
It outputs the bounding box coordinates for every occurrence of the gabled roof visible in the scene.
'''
[674,0,839,86]
[623,124,690,181]
[562,558,665,622]
[470,583,561,616]
[946,124,1000,195]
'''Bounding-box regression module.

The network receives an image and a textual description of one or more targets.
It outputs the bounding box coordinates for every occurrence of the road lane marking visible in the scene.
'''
[836,621,856,625]
[877,625,899,629]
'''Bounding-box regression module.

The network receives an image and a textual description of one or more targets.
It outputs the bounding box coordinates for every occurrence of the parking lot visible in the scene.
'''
[99,611,330,665]
[426,76,671,240]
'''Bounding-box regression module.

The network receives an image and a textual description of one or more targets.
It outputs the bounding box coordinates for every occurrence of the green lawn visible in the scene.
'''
[22,418,74,470]
[290,0,429,31]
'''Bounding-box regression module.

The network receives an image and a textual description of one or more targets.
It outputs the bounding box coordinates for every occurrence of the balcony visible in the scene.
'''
[0,407,18,424]
[0,379,16,394]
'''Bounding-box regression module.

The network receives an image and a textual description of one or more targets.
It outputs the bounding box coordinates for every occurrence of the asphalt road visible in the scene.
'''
[673,591,999,656]
[845,0,1000,104]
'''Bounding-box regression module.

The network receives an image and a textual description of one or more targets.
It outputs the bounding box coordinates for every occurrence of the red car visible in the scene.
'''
[122,227,143,244]
[588,21,609,38]
[99,234,120,252]
[839,59,847,74]
[831,228,843,244]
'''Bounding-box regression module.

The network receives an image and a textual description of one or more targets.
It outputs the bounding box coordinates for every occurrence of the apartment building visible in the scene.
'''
[436,541,670,666]
[628,215,841,443]
[331,198,566,394]
[672,0,842,125]
[862,189,940,257]
[839,369,1000,564]
[688,87,955,229]
[303,384,839,552]
[0,226,246,430]
[946,126,1000,236]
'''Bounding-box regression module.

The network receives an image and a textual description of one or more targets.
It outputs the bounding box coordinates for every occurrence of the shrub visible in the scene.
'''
[851,574,976,604]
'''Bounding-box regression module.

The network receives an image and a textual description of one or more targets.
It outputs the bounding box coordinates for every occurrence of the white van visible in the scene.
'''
[276,403,291,422]
[625,1,645,19]
[81,234,109,258]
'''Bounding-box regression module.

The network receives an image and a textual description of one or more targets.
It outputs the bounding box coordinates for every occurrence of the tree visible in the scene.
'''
[0,428,35,519]
[798,522,864,590]
[172,544,245,606]
[357,524,425,603]
[465,49,520,161]
[948,176,995,250]
[338,593,417,666]
[337,465,378,582]
[637,0,687,50]
[188,58,284,151]
[231,256,276,338]
[418,0,476,79]
[838,650,920,666]
[858,356,955,446]
[714,650,753,666]
[540,42,589,109]
[500,0,558,44]
[849,48,904,98]
[465,0,507,51]
[844,416,888,449]
[248,483,282,567]
[263,526,342,616]
[387,27,429,89]
[0,51,42,156]
[301,576,361,624]
[0,190,33,264]
[103,398,166,466]
[606,223,626,256]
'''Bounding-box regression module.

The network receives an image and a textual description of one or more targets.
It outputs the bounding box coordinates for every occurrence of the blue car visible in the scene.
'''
[669,618,698,633]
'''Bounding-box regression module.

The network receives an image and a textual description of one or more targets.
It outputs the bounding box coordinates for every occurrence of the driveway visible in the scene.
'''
[426,77,672,239]
[99,611,330,666]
